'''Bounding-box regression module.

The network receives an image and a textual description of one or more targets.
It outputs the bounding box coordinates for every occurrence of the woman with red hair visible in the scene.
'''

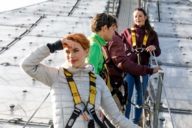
[21,33,140,128]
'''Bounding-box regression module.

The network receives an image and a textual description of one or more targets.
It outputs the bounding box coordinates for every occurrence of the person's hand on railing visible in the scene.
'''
[146,45,156,52]
[152,66,161,74]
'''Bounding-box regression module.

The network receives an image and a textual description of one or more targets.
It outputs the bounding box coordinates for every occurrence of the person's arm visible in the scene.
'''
[98,76,139,128]
[88,43,103,74]
[152,31,161,56]
[108,33,154,76]
[21,40,63,86]
[145,31,161,57]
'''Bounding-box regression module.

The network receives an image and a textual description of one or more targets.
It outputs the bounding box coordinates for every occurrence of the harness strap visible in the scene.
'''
[101,47,111,89]
[63,68,108,128]
[65,107,82,128]
[64,69,81,104]
[88,72,97,105]
[87,72,109,128]
[64,69,84,128]
[131,27,149,65]
[111,88,125,105]
[101,46,127,106]
[131,28,137,47]
[88,107,108,128]
[131,27,149,49]
[101,47,124,127]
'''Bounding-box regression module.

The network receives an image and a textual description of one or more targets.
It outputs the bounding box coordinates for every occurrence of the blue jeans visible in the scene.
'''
[124,73,149,124]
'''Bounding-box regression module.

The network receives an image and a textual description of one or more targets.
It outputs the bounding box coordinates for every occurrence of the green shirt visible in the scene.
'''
[88,33,107,74]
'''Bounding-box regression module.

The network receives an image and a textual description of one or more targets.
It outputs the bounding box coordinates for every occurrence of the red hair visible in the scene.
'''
[64,33,90,50]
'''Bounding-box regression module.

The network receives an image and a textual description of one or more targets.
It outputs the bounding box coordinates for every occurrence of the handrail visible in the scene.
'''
[0,15,45,55]
[141,0,161,22]
[152,70,164,128]
[0,118,49,127]
[147,51,164,128]
[105,0,121,17]
[157,0,160,22]
[68,0,81,16]
[23,91,51,128]
[149,51,177,128]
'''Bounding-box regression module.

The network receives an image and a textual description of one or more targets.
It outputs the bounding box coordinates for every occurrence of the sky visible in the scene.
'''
[0,0,46,12]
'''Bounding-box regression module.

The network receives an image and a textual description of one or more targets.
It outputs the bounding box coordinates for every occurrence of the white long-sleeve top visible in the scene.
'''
[21,45,139,128]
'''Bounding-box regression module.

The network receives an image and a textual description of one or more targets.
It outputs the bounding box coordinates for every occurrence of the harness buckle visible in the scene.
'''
[134,47,145,53]
[74,102,86,114]
[86,103,94,111]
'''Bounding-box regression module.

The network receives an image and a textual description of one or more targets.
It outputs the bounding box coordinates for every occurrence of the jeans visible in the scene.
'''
[124,73,149,124]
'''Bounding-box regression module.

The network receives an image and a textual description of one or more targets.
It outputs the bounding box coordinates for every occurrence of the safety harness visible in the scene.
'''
[63,68,108,128]
[130,27,149,64]
[98,52,117,128]
[131,27,148,48]
[101,46,127,111]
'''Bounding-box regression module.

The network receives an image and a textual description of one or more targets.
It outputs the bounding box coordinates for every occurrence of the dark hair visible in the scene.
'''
[133,8,153,33]
[90,13,117,32]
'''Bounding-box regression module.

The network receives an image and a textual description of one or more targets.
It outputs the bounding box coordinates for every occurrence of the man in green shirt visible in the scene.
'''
[87,13,118,128]
[88,13,117,75]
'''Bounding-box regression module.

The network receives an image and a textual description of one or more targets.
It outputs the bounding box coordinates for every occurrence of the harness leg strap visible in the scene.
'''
[88,119,95,128]
[88,108,108,128]
[65,108,82,128]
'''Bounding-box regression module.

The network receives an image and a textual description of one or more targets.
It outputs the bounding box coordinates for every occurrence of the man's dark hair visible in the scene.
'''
[91,13,117,32]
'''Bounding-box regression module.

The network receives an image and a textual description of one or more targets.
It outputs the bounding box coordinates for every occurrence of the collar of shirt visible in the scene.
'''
[91,33,107,46]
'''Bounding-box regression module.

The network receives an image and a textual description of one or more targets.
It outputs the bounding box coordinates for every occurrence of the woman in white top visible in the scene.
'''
[21,33,139,128]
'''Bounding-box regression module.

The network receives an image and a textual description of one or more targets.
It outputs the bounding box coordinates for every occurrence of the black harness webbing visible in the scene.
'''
[63,68,108,128]
[130,27,149,65]
[101,46,127,109]
[111,86,127,107]
[63,69,83,128]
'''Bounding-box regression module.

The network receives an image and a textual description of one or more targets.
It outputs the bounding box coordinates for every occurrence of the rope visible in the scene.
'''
[23,91,51,128]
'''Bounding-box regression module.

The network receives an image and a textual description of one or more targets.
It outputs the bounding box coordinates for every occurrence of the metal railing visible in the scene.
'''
[142,51,164,128]
[148,70,164,128]
[105,0,121,17]
[147,51,175,128]
[140,0,161,22]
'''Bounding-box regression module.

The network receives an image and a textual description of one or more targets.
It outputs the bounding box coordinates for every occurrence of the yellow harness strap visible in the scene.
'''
[88,72,97,105]
[131,28,137,47]
[63,69,81,104]
[131,27,149,47]
[63,69,109,128]
[143,34,148,46]
[63,68,97,106]
[101,47,112,90]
